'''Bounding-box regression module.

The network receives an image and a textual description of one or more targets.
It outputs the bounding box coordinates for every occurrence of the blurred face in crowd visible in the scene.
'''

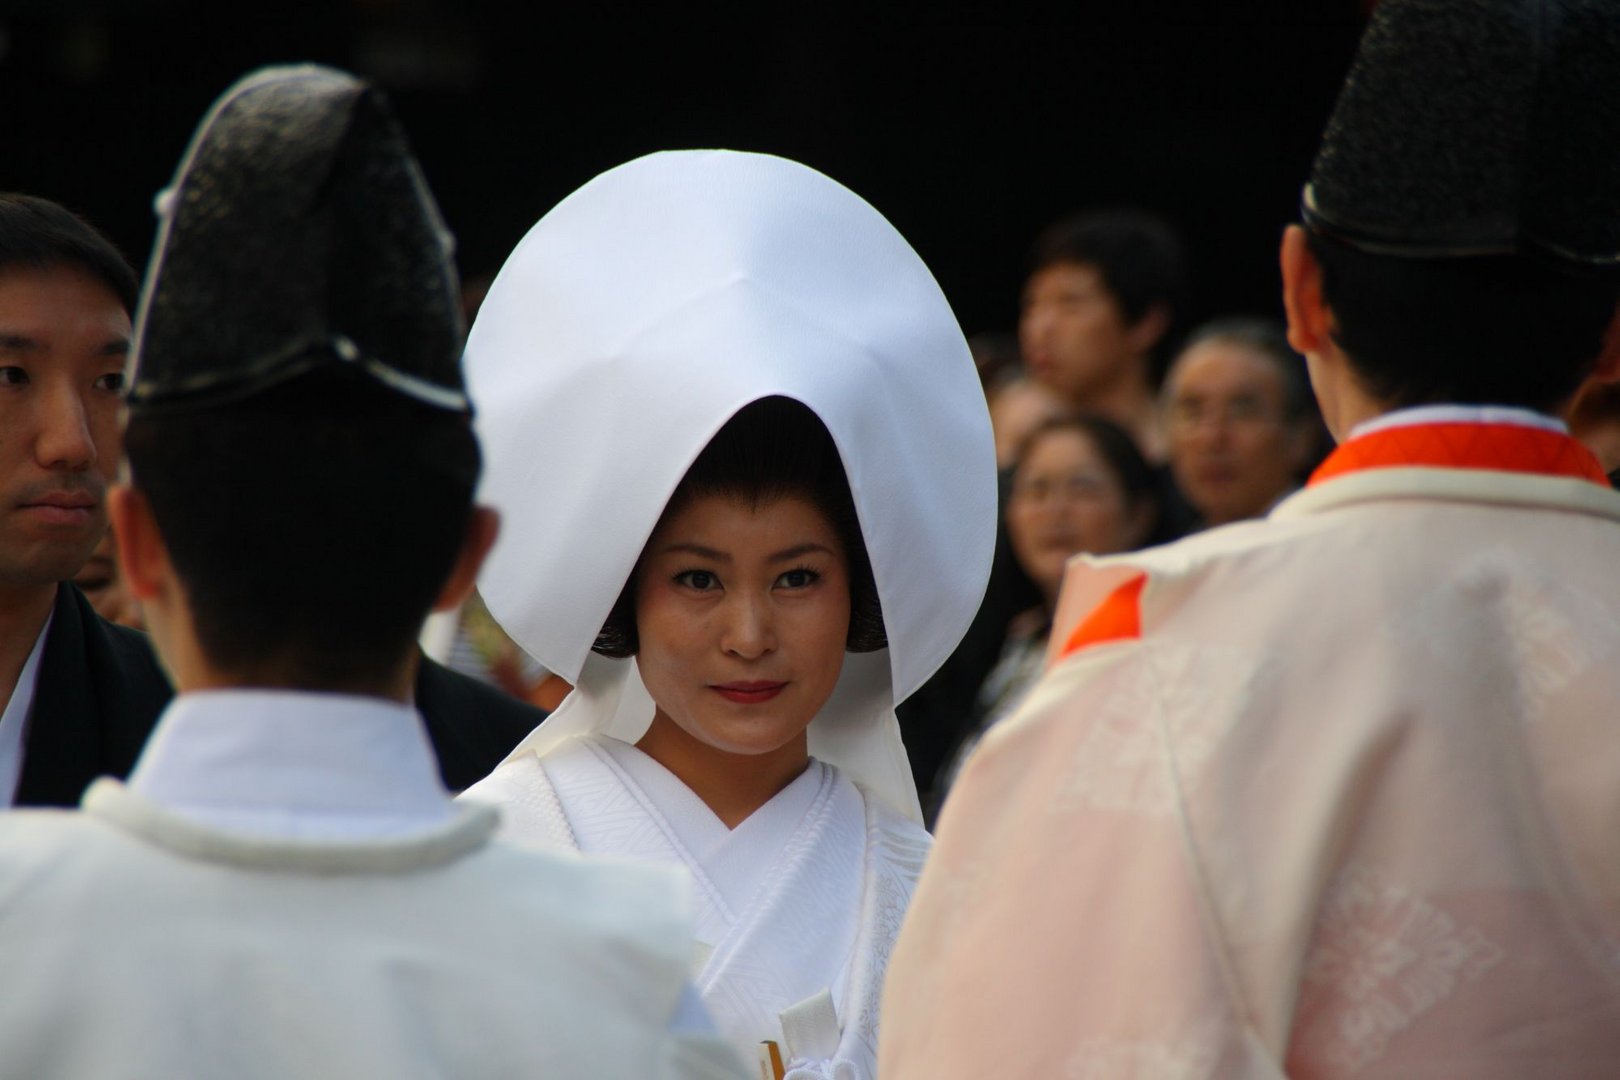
[988,376,1071,470]
[634,492,850,769]
[1019,261,1144,406]
[1164,338,1312,527]
[1007,426,1150,603]
[0,264,130,593]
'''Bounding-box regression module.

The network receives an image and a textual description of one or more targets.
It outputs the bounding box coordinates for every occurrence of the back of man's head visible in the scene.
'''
[0,194,137,315]
[123,368,477,689]
[1300,0,1620,412]
[121,65,479,691]
[1307,240,1618,412]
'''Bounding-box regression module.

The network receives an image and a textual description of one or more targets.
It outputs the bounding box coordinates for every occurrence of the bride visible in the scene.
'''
[460,149,994,1078]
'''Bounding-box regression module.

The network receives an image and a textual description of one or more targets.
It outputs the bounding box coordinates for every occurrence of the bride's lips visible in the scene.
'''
[711,681,787,704]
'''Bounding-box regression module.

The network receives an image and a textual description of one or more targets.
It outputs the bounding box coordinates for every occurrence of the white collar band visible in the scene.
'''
[1350,404,1568,441]
[127,689,454,840]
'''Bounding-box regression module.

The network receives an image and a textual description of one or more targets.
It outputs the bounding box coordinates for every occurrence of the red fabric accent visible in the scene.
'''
[1309,423,1610,486]
[1059,573,1146,660]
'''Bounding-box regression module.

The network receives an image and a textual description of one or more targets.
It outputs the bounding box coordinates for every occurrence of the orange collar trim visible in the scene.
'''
[1058,572,1146,661]
[1310,422,1609,487]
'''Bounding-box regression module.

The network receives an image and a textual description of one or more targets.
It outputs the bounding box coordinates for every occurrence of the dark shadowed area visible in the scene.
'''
[0,2,1365,341]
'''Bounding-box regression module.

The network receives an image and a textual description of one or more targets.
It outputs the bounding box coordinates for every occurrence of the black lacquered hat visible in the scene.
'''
[1303,0,1620,267]
[127,64,469,413]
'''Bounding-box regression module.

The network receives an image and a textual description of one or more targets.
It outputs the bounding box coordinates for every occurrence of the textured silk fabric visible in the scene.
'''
[883,445,1620,1078]
[470,735,928,1079]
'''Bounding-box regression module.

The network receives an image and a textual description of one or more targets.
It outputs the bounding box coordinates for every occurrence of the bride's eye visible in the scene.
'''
[776,567,820,589]
[674,569,720,591]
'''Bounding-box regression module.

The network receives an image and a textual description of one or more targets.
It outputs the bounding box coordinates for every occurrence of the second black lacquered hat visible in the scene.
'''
[1303,0,1620,267]
[127,64,469,413]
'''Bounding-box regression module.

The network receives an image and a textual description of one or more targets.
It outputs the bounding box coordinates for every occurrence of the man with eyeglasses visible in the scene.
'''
[1162,317,1320,529]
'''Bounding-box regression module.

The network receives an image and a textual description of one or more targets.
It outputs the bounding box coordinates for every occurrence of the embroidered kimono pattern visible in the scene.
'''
[472,734,928,1077]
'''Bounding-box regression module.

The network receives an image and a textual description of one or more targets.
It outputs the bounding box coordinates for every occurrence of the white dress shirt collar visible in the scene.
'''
[1350,403,1567,441]
[127,688,453,840]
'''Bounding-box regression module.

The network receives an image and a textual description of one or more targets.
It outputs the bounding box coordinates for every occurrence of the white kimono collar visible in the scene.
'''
[127,689,454,839]
[1350,403,1567,439]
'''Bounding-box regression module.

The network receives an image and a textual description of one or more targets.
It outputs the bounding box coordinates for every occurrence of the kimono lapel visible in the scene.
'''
[16,585,170,808]
[544,736,737,947]
[697,767,865,1058]
[539,735,872,1060]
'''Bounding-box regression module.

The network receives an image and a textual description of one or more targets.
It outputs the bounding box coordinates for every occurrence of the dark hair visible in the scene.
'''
[594,396,885,658]
[1014,413,1158,525]
[1177,316,1315,422]
[124,365,480,689]
[0,194,138,315]
[1307,230,1620,412]
[1029,207,1188,377]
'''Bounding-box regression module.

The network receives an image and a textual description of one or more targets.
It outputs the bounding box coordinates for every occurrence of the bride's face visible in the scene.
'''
[634,492,851,758]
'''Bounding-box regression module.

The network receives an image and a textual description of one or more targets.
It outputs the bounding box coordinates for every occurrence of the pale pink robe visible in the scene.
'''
[881,420,1620,1079]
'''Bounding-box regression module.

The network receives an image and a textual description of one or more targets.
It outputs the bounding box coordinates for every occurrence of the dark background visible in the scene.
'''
[0,2,1368,345]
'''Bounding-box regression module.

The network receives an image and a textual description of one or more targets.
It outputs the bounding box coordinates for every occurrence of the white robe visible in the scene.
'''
[0,691,744,1080]
[465,734,930,1078]
[882,417,1620,1079]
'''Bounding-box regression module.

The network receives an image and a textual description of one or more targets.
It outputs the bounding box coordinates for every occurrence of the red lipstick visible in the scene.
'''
[711,681,787,704]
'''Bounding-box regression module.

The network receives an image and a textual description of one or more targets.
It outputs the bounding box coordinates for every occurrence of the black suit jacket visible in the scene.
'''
[414,653,546,791]
[15,584,545,807]
[15,584,171,807]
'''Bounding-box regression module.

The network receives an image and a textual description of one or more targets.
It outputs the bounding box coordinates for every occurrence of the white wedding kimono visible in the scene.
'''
[468,731,929,1074]
[882,409,1620,1079]
[459,150,996,1078]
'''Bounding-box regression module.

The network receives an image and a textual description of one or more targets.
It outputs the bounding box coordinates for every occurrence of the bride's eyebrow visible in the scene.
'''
[656,542,730,561]
[770,543,835,562]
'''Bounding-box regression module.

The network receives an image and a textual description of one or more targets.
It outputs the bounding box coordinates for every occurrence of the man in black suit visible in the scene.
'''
[0,194,540,807]
[0,195,166,806]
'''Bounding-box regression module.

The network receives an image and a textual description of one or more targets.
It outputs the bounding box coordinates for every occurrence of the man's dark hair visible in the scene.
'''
[123,365,480,689]
[1178,316,1315,422]
[1030,207,1188,335]
[0,194,138,315]
[1307,231,1620,412]
[594,396,885,658]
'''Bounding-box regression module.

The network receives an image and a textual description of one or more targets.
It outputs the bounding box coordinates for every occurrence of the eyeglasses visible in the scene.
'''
[1010,473,1118,504]
[1165,395,1285,431]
